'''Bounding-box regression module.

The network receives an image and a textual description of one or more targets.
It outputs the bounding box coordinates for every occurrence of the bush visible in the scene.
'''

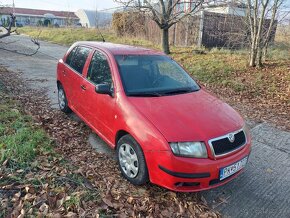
[112,12,146,37]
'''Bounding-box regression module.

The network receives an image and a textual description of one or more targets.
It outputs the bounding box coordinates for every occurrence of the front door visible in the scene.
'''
[82,50,116,142]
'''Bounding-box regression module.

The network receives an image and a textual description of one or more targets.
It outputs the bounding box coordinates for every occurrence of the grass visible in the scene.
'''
[18,26,290,128]
[0,88,102,216]
[0,94,51,168]
[19,27,157,48]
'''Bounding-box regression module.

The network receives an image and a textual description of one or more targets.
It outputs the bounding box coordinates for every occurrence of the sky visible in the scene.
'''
[1,0,290,14]
[1,0,119,12]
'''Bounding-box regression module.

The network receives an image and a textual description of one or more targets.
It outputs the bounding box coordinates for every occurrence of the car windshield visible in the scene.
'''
[115,55,200,97]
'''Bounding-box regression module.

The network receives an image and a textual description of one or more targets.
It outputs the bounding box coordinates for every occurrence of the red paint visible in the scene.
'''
[57,42,252,192]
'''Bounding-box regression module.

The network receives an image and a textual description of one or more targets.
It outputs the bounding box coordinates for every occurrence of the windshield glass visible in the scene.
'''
[115,55,200,96]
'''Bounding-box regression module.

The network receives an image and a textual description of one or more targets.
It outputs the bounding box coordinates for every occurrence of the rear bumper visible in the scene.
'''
[144,142,251,192]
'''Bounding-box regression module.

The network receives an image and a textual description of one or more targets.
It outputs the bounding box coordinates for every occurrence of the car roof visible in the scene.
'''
[75,41,165,56]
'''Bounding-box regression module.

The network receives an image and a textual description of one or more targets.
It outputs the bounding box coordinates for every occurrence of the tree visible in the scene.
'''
[246,0,285,67]
[0,13,16,39]
[0,11,40,56]
[115,0,205,54]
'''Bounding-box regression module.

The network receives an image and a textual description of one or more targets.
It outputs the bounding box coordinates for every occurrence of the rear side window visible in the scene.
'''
[65,46,78,65]
[67,47,92,74]
[87,51,112,86]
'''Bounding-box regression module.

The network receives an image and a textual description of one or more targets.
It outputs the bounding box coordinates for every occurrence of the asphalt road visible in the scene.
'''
[1,35,289,218]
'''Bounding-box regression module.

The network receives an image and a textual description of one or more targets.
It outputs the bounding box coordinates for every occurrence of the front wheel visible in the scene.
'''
[117,135,149,185]
[58,84,72,114]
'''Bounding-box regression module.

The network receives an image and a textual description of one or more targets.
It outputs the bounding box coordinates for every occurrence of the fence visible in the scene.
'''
[112,11,277,49]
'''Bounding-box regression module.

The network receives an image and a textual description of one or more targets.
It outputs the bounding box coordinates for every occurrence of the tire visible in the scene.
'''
[57,84,72,114]
[117,135,149,185]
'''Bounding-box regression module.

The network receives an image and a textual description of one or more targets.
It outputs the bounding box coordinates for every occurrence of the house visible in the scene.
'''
[203,2,248,16]
[0,7,79,26]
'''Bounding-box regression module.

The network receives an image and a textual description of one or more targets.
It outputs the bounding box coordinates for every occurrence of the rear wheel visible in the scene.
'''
[58,84,72,114]
[117,135,149,185]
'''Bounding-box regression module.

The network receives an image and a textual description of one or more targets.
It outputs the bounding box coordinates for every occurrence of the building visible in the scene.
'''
[203,3,248,17]
[0,7,79,26]
[173,1,247,16]
[75,9,112,28]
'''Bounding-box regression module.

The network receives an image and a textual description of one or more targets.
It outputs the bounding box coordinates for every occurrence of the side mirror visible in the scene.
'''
[95,84,113,96]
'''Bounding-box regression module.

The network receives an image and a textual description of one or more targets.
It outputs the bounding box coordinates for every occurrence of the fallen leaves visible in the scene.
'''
[0,67,220,217]
[203,60,290,131]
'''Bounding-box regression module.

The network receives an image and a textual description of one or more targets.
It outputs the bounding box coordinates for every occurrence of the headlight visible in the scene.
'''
[169,142,208,158]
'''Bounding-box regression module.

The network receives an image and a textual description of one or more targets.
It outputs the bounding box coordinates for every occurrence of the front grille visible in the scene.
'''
[209,130,246,156]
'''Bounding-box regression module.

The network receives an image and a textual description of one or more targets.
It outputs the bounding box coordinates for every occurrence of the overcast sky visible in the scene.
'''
[1,0,119,11]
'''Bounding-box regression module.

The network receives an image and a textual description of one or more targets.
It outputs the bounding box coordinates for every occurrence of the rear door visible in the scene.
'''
[82,50,116,142]
[64,46,92,116]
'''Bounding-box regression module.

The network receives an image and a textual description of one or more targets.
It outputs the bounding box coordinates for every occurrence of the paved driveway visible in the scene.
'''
[0,34,67,107]
[1,35,289,218]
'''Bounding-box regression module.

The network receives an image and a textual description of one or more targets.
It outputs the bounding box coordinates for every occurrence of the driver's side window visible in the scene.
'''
[87,51,112,86]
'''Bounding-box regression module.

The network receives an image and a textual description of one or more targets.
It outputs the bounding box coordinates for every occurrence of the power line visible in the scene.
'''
[97,6,124,12]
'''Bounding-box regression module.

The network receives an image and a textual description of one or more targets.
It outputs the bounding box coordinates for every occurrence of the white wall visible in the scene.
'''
[204,6,247,17]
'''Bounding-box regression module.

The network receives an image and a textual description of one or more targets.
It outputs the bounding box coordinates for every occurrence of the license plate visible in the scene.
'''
[220,156,248,180]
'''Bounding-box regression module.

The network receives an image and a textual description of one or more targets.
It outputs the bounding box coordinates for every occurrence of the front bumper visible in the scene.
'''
[144,142,251,192]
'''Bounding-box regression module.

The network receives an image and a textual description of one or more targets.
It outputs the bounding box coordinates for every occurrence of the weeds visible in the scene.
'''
[0,96,51,166]
[0,90,102,216]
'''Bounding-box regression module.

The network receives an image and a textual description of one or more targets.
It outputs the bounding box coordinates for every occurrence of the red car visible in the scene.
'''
[56,42,251,192]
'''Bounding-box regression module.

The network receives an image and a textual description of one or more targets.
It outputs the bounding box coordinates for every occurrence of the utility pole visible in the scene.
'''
[12,0,16,27]
[12,0,15,14]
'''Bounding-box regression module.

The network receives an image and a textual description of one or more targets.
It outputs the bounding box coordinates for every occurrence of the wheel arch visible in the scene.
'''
[57,80,62,88]
[115,130,130,148]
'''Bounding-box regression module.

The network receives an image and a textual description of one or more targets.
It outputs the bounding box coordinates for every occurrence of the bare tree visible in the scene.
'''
[0,13,17,39]
[246,0,285,67]
[0,8,41,56]
[115,0,205,54]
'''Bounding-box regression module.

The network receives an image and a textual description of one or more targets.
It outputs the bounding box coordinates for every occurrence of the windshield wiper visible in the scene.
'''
[127,92,163,97]
[162,88,198,96]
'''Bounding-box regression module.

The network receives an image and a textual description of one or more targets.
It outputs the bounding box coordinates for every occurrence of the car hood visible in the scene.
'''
[127,89,244,142]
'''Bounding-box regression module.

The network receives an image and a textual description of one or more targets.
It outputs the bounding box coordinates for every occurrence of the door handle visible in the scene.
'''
[80,85,86,90]
[62,70,67,76]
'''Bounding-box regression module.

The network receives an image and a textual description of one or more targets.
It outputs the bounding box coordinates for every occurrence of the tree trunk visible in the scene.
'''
[263,41,269,59]
[249,50,257,67]
[249,38,257,67]
[162,28,170,54]
[257,46,263,67]
[173,24,176,46]
[185,17,189,46]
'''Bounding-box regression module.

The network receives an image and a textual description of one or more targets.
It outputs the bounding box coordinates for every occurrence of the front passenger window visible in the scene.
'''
[87,51,112,86]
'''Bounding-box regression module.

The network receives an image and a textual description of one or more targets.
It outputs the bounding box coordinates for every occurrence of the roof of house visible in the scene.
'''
[0,7,78,19]
[206,2,248,9]
[74,41,165,55]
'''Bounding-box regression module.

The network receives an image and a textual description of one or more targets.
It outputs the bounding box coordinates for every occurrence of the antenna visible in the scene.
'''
[95,6,105,42]
[97,27,106,42]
